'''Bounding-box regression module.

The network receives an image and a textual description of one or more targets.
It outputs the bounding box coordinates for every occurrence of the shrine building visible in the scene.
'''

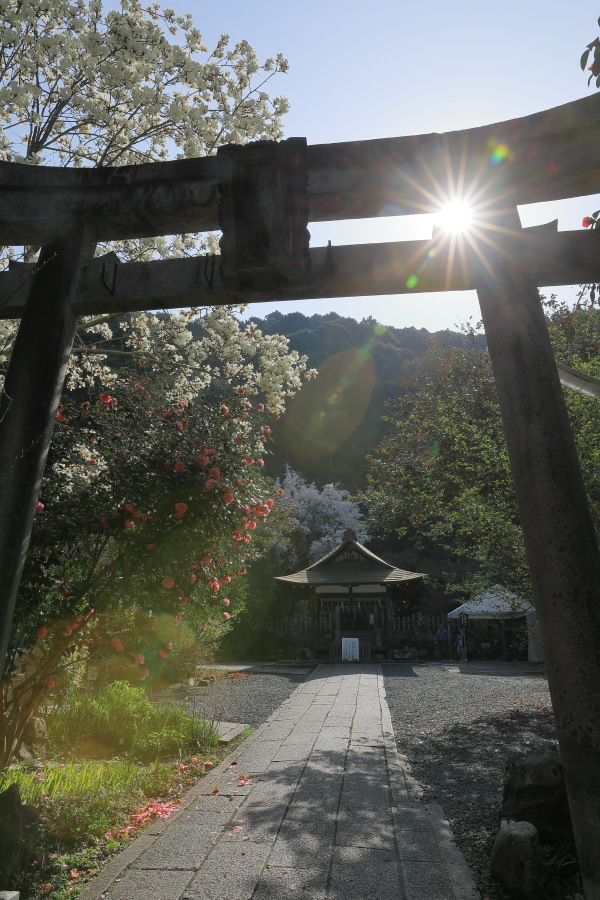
[275,530,425,661]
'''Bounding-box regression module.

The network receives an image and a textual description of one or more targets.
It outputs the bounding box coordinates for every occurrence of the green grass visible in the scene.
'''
[0,678,228,899]
[47,680,219,760]
[0,759,174,841]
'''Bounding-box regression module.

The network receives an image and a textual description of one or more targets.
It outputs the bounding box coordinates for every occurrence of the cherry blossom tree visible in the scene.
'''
[0,0,291,388]
[275,467,368,570]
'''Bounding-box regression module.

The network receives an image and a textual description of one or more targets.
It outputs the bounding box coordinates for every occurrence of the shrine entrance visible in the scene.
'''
[2,92,600,893]
[275,530,424,660]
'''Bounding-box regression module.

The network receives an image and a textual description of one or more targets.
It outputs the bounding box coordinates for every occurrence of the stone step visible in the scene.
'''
[214,721,249,743]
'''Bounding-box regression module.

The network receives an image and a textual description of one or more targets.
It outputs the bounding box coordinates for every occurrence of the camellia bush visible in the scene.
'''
[1,315,311,764]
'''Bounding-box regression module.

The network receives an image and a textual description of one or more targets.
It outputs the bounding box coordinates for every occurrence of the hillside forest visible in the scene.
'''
[225,300,600,659]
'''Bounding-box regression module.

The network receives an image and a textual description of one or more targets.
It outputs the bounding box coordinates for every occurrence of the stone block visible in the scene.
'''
[500,750,572,843]
[102,868,193,900]
[185,841,268,900]
[329,846,402,900]
[490,821,545,899]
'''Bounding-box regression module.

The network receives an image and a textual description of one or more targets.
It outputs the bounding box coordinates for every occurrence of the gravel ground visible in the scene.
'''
[151,670,306,728]
[383,661,564,899]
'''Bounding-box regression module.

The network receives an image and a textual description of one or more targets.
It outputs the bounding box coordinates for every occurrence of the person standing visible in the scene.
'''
[435,625,450,660]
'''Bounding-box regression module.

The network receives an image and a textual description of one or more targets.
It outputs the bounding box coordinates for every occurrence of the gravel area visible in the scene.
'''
[151,670,306,729]
[383,661,561,899]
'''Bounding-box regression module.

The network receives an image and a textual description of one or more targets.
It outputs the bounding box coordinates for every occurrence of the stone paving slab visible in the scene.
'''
[79,664,480,900]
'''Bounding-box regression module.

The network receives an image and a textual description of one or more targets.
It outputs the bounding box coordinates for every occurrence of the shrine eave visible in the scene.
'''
[274,568,424,586]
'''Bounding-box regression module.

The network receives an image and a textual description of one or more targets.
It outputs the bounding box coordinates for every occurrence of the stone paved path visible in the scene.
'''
[80,664,479,900]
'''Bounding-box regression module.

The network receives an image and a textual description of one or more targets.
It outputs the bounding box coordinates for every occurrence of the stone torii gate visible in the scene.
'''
[1,92,600,893]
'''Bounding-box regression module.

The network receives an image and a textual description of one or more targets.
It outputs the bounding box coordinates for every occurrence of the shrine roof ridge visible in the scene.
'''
[275,535,426,585]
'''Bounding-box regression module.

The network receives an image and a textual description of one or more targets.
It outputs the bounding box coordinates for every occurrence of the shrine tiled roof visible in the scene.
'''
[274,534,425,586]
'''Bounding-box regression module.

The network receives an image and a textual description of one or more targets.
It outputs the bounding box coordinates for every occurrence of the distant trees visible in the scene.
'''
[361,302,600,601]
[246,310,485,489]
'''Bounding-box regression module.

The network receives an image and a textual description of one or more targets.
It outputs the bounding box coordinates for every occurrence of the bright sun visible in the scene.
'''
[436,199,473,234]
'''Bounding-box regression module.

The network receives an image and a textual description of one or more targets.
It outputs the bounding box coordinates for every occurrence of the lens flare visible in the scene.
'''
[436,199,473,234]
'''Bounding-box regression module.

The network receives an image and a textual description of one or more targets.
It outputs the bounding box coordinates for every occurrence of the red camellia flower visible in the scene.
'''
[220,405,229,415]
[162,409,174,421]
[222,576,231,584]
[582,216,594,228]
[205,479,215,490]
[246,521,257,530]
[158,649,168,659]
[125,519,135,530]
[174,502,189,517]
[235,436,244,445]
[165,642,173,650]
[37,625,49,640]
[45,677,55,689]
[258,403,265,411]
[265,499,274,507]
[223,492,234,504]
[99,393,116,406]
[223,611,231,620]
[201,555,212,565]
[174,461,186,472]
[35,501,44,514]
[56,408,67,422]
[162,576,175,589]
[187,572,197,583]
[210,580,220,592]
[222,598,231,607]
[110,637,125,652]
[208,467,220,478]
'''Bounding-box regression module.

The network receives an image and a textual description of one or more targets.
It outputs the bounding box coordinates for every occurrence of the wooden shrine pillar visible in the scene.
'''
[384,592,392,659]
[311,591,320,660]
[474,208,600,897]
[0,221,94,676]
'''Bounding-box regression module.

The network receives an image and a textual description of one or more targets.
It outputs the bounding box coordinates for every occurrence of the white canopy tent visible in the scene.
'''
[448,586,543,662]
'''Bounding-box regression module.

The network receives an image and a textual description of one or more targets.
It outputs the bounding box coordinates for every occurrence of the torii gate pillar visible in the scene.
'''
[475,209,600,894]
[0,220,94,673]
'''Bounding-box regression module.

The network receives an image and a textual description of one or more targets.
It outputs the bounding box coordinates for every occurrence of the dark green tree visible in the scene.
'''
[361,301,600,601]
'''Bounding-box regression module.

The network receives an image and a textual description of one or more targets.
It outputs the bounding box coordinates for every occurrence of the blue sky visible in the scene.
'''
[180,0,600,330]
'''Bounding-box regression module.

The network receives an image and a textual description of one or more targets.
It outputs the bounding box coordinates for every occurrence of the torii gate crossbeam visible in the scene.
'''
[1,94,600,896]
